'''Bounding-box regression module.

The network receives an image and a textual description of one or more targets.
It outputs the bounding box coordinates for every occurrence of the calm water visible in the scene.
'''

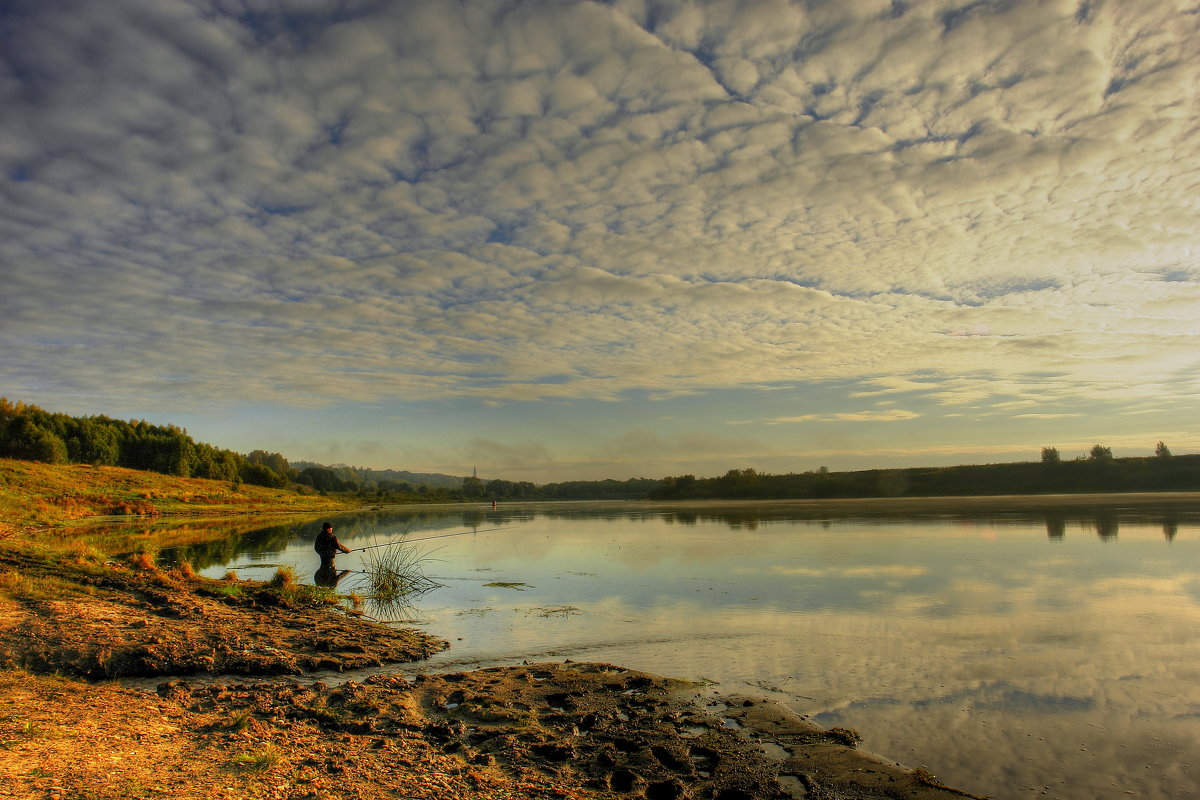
[160,499,1200,800]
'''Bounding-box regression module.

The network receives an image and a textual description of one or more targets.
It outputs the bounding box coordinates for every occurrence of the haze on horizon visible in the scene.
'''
[2,0,1198,484]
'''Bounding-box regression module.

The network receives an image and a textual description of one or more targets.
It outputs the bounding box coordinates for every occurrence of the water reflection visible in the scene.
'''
[1045,514,1065,540]
[148,497,1200,572]
[118,498,1200,800]
[313,562,351,588]
[1164,518,1179,541]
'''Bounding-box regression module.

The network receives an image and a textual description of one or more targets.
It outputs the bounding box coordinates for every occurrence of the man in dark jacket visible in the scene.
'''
[314,522,350,561]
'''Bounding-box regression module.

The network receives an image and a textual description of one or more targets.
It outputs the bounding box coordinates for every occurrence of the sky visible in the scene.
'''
[2,0,1198,483]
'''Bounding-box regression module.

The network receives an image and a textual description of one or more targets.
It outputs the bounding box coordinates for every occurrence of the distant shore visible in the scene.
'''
[635,491,1200,511]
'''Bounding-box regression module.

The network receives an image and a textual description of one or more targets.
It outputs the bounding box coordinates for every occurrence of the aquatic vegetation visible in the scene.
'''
[358,539,441,604]
[533,606,580,617]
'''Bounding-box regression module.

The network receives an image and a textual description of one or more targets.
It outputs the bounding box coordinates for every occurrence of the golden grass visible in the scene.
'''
[0,569,83,602]
[127,551,157,571]
[268,565,297,591]
[0,458,352,527]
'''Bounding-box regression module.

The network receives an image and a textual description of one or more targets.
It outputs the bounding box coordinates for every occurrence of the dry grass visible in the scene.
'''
[0,569,81,602]
[227,743,282,773]
[268,565,297,591]
[61,539,105,564]
[0,569,35,599]
[128,551,157,571]
[0,458,351,527]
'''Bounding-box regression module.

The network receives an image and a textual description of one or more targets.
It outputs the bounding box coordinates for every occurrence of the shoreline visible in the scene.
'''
[0,540,985,799]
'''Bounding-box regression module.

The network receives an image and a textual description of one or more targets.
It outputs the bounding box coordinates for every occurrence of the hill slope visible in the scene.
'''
[0,458,351,528]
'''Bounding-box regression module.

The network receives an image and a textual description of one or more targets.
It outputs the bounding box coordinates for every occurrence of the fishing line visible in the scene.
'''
[350,526,511,552]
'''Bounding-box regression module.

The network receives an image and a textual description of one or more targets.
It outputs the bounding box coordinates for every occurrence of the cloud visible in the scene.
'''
[765,410,921,423]
[1,0,1198,471]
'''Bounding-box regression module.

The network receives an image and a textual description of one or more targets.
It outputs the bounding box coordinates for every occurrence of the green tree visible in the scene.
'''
[1040,447,1060,464]
[0,416,69,463]
[246,450,292,479]
[461,475,485,498]
[79,420,120,465]
[1155,441,1172,459]
[296,466,342,492]
[1088,444,1113,461]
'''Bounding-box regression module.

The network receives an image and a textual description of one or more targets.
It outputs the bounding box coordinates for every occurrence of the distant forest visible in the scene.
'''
[647,447,1200,500]
[1,399,1196,501]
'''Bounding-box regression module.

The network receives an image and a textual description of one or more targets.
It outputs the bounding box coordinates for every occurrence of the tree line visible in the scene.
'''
[648,444,1198,500]
[3,398,1194,501]
[0,398,291,488]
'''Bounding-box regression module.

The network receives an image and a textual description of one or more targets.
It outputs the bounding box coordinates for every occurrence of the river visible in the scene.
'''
[156,497,1200,800]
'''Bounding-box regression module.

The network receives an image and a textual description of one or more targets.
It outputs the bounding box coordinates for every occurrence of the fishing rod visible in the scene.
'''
[350,526,511,552]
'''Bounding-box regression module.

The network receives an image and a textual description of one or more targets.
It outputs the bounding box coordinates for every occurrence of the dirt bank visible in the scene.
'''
[0,548,985,800]
[0,548,445,679]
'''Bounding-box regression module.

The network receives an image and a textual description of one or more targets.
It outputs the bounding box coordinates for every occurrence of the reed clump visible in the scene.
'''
[359,540,440,605]
[128,550,157,571]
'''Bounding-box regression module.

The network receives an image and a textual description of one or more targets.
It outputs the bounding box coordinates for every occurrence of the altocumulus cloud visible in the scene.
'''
[1,0,1198,416]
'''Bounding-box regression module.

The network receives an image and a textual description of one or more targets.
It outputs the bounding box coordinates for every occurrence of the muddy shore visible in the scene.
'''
[0,547,985,799]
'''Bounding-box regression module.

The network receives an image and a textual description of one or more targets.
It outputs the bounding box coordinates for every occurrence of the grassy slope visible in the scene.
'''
[0,458,353,528]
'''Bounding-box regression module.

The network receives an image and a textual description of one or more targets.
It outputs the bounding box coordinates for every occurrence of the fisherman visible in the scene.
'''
[314,521,350,563]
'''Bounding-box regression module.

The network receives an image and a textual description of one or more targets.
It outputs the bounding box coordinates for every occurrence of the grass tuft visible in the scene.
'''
[0,569,35,600]
[215,583,245,600]
[268,565,297,591]
[261,565,338,607]
[128,551,157,571]
[225,709,254,732]
[227,743,280,773]
[62,540,104,564]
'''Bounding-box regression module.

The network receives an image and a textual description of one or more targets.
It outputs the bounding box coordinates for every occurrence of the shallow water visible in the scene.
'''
[161,499,1200,800]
